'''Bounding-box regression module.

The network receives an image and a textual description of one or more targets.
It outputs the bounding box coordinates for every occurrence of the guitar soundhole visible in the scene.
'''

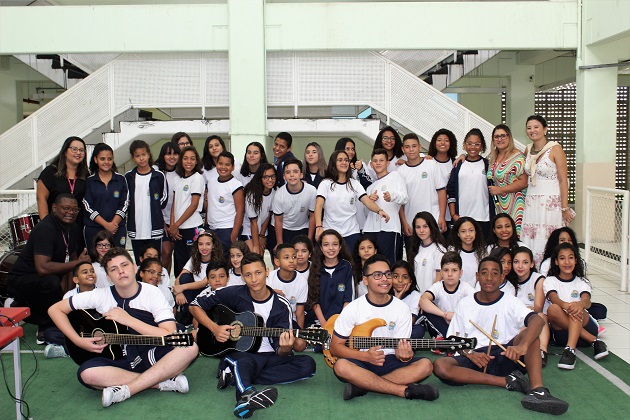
[229,322,242,342]
[93,330,105,344]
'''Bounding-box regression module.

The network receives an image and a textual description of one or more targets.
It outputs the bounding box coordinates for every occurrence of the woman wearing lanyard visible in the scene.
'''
[37,136,90,250]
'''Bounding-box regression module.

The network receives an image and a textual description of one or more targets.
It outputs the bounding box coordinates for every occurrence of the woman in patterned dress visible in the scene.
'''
[521,115,574,266]
[487,124,528,236]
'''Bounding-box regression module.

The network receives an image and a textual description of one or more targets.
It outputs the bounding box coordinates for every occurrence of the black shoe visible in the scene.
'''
[234,387,278,419]
[217,367,235,390]
[36,330,45,345]
[558,347,576,370]
[404,384,439,401]
[343,383,367,401]
[541,350,548,368]
[505,370,529,394]
[521,387,569,415]
[593,340,609,360]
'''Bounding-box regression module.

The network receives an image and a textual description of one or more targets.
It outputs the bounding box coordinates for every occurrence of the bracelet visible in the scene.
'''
[561,207,570,212]
[316,225,323,228]
[259,234,266,238]
[398,355,413,363]
[376,208,382,214]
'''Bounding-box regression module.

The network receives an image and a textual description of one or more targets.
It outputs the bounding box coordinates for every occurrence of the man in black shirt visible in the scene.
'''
[8,193,90,343]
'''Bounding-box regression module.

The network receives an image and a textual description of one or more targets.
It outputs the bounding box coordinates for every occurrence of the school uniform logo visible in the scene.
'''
[290,296,296,306]
[183,185,189,192]
[422,172,428,179]
[381,185,387,191]
[349,197,355,205]
[113,191,120,198]
[338,283,345,292]
[388,321,396,331]
[219,196,225,203]
[492,329,500,340]
[422,258,427,266]
[481,170,487,176]
[528,293,534,302]
[300,206,306,213]
[571,290,579,299]
[119,237,126,246]
[153,193,159,200]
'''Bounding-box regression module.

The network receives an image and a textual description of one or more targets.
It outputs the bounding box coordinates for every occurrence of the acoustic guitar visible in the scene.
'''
[65,309,193,365]
[197,304,329,357]
[323,314,477,368]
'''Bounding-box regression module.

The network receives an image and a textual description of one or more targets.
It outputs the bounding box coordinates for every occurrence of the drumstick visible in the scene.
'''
[483,315,498,373]
[470,319,526,368]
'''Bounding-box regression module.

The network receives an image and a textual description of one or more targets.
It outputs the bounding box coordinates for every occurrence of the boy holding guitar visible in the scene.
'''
[48,248,198,407]
[189,252,317,419]
[330,254,439,401]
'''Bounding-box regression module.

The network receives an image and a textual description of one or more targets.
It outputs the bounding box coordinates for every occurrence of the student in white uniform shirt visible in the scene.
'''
[242,163,276,255]
[154,141,180,273]
[486,247,517,297]
[486,213,525,254]
[397,133,447,253]
[363,148,408,264]
[272,159,317,247]
[315,150,389,252]
[408,211,447,293]
[137,257,175,316]
[447,129,494,240]
[427,129,458,235]
[291,235,313,284]
[365,126,407,181]
[201,135,241,186]
[226,241,249,287]
[419,252,475,339]
[205,151,245,260]
[169,146,205,277]
[351,235,379,299]
[448,217,487,288]
[433,256,569,415]
[267,244,308,328]
[390,260,424,339]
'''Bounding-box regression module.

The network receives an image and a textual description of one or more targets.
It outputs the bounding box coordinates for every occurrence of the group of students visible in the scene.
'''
[41,127,608,418]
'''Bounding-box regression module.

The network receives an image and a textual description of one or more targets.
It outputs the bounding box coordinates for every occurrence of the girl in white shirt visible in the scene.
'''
[242,163,276,255]
[351,235,379,299]
[448,217,487,288]
[409,211,447,293]
[315,150,389,251]
[89,230,115,288]
[390,260,423,339]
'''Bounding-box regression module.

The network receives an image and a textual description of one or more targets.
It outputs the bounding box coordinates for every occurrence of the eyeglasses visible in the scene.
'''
[58,206,80,213]
[96,243,112,249]
[382,136,396,142]
[262,174,276,180]
[68,146,86,154]
[365,270,393,280]
[493,134,508,140]
[143,269,164,278]
[178,142,190,147]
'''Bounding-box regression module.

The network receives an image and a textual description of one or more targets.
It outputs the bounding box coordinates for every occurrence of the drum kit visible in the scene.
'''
[0,213,40,305]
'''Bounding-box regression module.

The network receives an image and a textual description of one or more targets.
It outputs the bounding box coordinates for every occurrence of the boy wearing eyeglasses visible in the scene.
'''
[330,254,439,401]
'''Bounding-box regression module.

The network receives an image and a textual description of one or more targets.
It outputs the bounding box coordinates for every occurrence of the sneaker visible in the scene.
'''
[404,384,439,401]
[558,347,576,370]
[44,344,67,359]
[158,374,189,393]
[102,385,131,408]
[218,367,235,390]
[430,336,445,355]
[234,387,278,419]
[521,387,569,415]
[598,325,606,335]
[36,330,45,345]
[541,350,548,368]
[505,370,529,394]
[343,383,368,401]
[593,340,609,360]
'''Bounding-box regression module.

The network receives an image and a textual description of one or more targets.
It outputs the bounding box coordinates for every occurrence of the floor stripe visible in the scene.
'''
[575,350,630,396]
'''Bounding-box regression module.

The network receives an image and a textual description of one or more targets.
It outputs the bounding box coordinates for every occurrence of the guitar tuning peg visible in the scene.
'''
[455,331,460,336]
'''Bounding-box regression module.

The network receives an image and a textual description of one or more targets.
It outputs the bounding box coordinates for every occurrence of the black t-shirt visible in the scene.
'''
[9,214,79,277]
[38,165,86,216]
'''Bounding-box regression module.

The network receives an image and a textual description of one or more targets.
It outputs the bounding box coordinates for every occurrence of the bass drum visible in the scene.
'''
[0,249,19,306]
[8,213,40,249]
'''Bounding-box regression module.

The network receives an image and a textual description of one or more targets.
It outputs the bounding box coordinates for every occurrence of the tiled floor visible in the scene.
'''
[590,270,630,363]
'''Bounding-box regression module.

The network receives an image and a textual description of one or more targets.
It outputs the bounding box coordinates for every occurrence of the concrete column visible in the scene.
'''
[574,43,618,239]
[506,63,535,133]
[227,0,268,160]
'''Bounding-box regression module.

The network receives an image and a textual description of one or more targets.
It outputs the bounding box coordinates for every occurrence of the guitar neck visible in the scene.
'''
[349,337,462,350]
[238,327,300,339]
[101,333,165,346]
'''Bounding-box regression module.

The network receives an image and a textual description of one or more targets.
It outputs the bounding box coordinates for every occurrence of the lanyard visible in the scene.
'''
[61,230,69,262]
[67,177,76,194]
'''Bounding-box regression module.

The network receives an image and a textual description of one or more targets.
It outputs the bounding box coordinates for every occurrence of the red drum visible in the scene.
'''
[0,249,19,302]
[8,213,40,249]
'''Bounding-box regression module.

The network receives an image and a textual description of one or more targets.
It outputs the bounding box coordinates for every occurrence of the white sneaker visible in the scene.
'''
[102,385,131,408]
[158,374,189,393]
[44,344,67,359]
